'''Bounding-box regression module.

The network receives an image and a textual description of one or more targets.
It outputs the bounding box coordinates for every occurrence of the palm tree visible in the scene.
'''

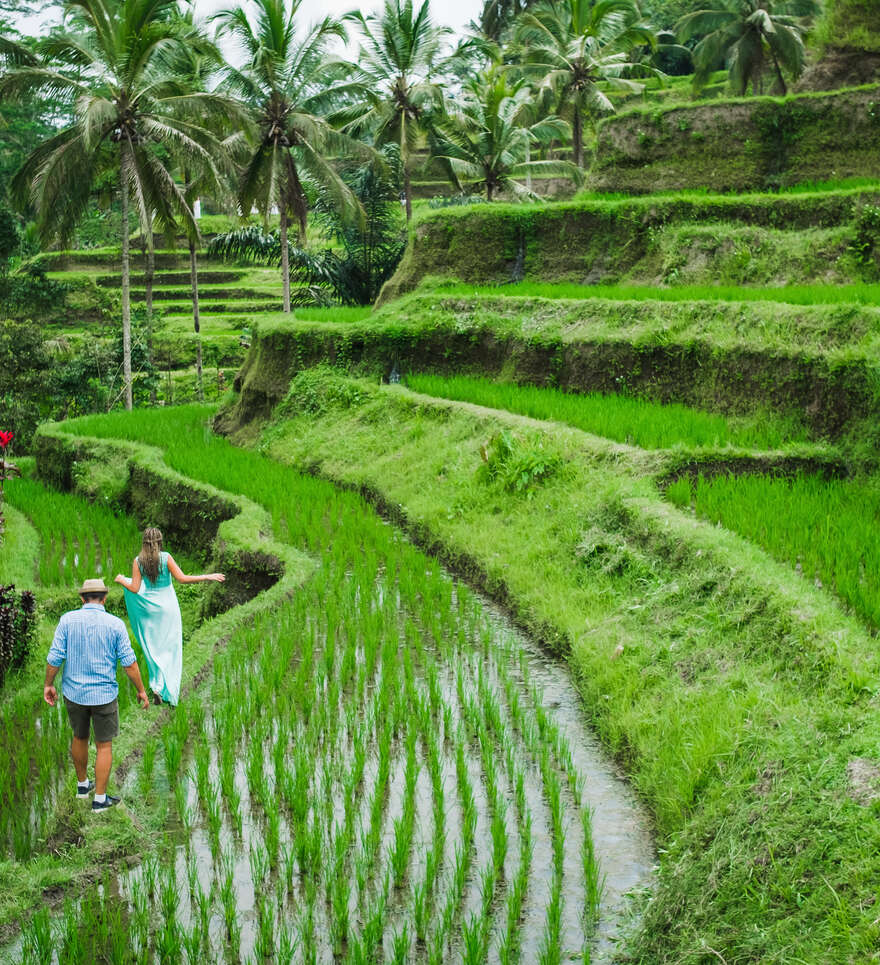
[212,0,368,314]
[677,0,819,95]
[429,69,580,200]
[166,14,241,402]
[1,0,231,409]
[334,0,452,222]
[515,0,660,169]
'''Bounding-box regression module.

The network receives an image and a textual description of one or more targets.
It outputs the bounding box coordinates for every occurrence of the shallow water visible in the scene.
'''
[6,546,654,965]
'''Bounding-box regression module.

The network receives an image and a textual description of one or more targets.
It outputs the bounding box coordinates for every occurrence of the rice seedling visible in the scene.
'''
[440,279,880,308]
[21,406,613,964]
[406,373,805,450]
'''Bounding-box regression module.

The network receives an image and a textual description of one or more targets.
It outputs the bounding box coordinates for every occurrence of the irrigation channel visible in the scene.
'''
[12,416,654,964]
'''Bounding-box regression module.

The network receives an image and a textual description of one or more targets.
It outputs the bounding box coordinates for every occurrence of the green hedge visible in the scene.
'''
[591,84,880,193]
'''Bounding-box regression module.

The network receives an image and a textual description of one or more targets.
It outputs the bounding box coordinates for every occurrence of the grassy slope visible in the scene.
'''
[249,377,880,963]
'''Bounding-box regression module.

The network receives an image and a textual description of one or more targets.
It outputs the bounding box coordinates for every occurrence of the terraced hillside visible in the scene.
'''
[192,167,880,961]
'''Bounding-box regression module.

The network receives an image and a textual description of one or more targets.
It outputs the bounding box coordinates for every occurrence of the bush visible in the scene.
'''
[477,429,563,496]
[277,367,373,417]
[0,584,37,687]
[849,203,880,277]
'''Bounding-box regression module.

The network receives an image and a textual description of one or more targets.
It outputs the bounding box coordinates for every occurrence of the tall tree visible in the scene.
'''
[1,0,230,409]
[212,0,367,314]
[334,0,451,222]
[515,0,660,169]
[677,0,819,95]
[429,68,580,200]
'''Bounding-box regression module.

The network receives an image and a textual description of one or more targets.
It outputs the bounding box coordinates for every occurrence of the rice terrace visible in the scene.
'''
[2,0,880,962]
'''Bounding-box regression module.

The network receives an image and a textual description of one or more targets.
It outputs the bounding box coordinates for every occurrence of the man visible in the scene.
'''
[44,578,149,812]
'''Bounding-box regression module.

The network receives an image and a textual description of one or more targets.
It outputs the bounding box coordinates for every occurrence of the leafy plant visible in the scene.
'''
[0,584,37,688]
[478,428,563,495]
[849,204,880,277]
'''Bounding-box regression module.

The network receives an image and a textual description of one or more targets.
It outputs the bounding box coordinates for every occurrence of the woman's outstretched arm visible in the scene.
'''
[166,555,225,585]
[115,559,142,593]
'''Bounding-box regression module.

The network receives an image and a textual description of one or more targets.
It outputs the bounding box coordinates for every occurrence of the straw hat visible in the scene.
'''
[78,578,109,595]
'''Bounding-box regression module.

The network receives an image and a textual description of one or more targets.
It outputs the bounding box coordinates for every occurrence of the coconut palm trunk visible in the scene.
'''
[189,239,203,402]
[120,162,133,411]
[403,161,413,221]
[280,207,291,313]
[572,100,584,169]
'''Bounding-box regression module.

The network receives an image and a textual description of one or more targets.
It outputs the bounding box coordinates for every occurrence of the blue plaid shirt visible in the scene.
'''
[47,604,136,706]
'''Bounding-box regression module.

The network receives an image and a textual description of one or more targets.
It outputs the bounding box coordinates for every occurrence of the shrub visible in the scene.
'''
[277,367,373,417]
[849,204,880,277]
[477,429,563,496]
[0,584,38,687]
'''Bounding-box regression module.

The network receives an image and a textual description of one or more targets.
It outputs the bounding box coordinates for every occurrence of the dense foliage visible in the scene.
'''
[209,153,407,305]
[0,584,36,689]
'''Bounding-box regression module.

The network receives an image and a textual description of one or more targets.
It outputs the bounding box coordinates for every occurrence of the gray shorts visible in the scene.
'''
[63,697,119,743]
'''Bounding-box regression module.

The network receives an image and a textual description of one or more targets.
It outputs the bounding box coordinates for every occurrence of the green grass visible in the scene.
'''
[574,175,880,203]
[2,462,201,589]
[405,373,807,450]
[667,471,880,630]
[293,306,374,323]
[436,280,880,306]
[3,472,142,588]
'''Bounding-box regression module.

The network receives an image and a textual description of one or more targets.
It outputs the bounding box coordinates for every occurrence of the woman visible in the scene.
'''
[115,528,224,706]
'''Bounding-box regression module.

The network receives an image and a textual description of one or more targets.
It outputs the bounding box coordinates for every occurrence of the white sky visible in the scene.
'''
[15,0,480,45]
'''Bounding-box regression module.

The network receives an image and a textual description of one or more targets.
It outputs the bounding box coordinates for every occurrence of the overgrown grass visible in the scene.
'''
[406,373,807,449]
[667,471,880,630]
[0,505,39,588]
[437,280,880,306]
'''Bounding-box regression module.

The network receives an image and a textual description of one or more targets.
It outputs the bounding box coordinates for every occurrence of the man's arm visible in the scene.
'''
[123,662,149,710]
[44,619,67,706]
[44,664,60,706]
[116,626,148,709]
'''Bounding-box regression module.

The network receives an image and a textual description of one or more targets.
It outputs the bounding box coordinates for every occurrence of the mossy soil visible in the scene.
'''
[249,375,880,963]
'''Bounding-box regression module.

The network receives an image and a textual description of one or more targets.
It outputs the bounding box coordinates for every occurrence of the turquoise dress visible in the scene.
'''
[123,552,182,705]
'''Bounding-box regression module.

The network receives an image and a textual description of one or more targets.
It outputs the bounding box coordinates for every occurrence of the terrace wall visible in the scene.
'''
[380,189,878,298]
[591,85,880,193]
[33,428,286,613]
[217,297,880,444]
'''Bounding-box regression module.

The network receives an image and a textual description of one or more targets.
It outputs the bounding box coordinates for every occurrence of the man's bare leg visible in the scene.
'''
[71,736,89,783]
[95,741,112,795]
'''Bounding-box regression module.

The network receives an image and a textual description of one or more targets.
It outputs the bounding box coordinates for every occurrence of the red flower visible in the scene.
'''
[0,431,12,448]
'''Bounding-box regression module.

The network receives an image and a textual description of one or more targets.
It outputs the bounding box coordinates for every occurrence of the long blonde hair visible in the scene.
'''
[138,527,163,584]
